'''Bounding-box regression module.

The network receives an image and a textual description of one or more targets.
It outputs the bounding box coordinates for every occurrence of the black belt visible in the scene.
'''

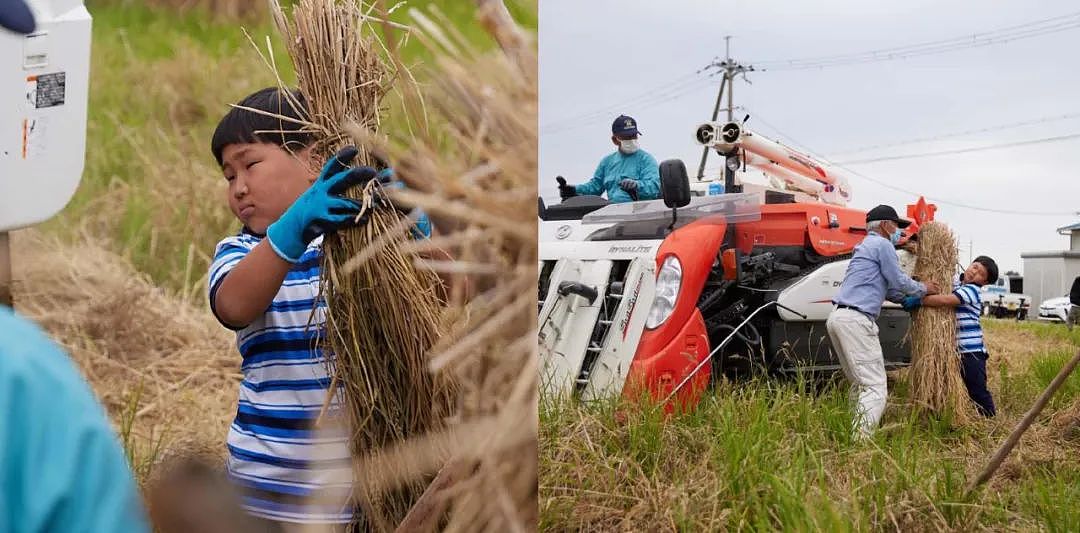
[835,304,867,314]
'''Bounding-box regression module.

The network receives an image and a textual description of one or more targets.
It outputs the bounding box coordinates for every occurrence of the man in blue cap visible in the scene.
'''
[557,114,661,203]
[1,3,150,531]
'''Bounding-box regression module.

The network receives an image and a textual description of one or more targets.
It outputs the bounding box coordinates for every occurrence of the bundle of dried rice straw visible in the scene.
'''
[271,0,458,529]
[341,1,538,531]
[908,221,974,424]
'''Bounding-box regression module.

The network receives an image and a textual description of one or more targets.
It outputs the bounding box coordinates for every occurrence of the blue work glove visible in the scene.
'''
[902,295,923,312]
[266,146,373,263]
[379,168,432,239]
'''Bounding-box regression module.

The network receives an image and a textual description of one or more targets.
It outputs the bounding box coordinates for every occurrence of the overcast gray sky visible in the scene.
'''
[539,0,1080,276]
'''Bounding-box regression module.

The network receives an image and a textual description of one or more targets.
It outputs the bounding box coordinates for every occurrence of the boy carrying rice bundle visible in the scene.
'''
[206,87,434,531]
[903,255,1000,418]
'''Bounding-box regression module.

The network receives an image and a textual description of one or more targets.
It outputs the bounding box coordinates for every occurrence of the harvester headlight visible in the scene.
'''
[646,255,682,329]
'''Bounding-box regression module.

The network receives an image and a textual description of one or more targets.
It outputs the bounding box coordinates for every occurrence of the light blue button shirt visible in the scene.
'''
[0,306,149,533]
[833,232,926,318]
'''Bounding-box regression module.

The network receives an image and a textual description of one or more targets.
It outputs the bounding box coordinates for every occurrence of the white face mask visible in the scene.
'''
[619,139,639,154]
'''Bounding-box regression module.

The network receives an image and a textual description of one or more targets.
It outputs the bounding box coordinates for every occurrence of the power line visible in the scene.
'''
[542,45,756,135]
[540,70,712,134]
[831,111,1080,155]
[836,132,1080,165]
[762,23,1080,70]
[754,12,1080,70]
[753,11,1080,71]
[541,75,718,135]
[741,108,1079,216]
[541,11,1080,135]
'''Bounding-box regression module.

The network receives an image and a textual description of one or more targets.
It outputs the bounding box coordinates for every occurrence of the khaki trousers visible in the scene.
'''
[826,308,887,437]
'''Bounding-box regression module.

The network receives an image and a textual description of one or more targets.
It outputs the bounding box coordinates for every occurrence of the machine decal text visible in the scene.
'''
[620,272,644,340]
[609,245,653,254]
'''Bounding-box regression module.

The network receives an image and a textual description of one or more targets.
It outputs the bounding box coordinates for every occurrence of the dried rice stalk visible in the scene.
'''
[271,1,457,529]
[271,0,389,160]
[908,221,974,424]
[338,1,538,531]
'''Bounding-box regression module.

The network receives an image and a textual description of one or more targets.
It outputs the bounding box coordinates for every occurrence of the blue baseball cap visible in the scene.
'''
[0,0,35,34]
[612,115,640,138]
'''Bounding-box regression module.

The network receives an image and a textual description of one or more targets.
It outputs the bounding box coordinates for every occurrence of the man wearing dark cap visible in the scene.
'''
[557,114,660,203]
[902,255,1000,417]
[826,205,941,437]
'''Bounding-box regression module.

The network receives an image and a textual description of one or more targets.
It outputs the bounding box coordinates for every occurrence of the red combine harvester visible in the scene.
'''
[538,119,936,411]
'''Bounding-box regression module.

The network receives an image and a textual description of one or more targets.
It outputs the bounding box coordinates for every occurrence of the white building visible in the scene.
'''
[1021,222,1080,308]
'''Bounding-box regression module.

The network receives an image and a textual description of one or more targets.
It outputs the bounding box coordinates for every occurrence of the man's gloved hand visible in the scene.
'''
[266,146,373,263]
[556,176,576,200]
[902,295,923,312]
[619,178,639,193]
[377,168,432,239]
[374,167,409,213]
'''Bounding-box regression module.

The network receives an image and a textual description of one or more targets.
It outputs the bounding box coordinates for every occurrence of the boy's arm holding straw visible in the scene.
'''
[904,288,968,310]
[213,241,293,328]
[920,294,962,307]
[918,276,973,308]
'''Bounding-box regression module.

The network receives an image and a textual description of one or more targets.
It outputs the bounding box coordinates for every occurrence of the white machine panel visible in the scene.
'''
[1,0,92,231]
[539,239,662,262]
[776,260,849,322]
[581,257,656,401]
[538,259,613,399]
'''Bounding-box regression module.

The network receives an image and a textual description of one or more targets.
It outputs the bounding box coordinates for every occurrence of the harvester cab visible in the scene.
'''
[539,118,928,411]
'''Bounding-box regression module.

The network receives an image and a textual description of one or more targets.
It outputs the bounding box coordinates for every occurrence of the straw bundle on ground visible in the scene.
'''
[271,1,457,529]
[9,230,239,481]
[908,221,973,423]
[335,1,537,530]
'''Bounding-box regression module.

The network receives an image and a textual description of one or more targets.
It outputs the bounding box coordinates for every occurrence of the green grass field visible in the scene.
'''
[541,319,1080,531]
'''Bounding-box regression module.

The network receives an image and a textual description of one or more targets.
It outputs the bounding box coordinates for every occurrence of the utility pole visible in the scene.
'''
[695,37,754,184]
[725,36,735,122]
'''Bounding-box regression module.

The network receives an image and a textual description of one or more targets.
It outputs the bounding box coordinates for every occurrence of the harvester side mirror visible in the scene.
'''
[659,159,691,209]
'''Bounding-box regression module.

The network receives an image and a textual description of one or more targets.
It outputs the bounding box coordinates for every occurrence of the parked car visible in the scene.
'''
[981,272,1031,320]
[1037,295,1071,323]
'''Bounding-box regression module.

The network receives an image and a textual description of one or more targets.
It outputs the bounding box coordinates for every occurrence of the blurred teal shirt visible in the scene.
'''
[0,306,149,533]
[575,149,661,203]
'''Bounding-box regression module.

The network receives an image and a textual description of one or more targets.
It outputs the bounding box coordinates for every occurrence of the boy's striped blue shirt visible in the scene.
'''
[208,230,354,524]
[953,280,986,354]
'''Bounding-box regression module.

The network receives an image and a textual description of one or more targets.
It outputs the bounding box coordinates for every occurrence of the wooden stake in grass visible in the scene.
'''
[908,221,974,424]
[966,348,1080,495]
[271,1,458,529]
